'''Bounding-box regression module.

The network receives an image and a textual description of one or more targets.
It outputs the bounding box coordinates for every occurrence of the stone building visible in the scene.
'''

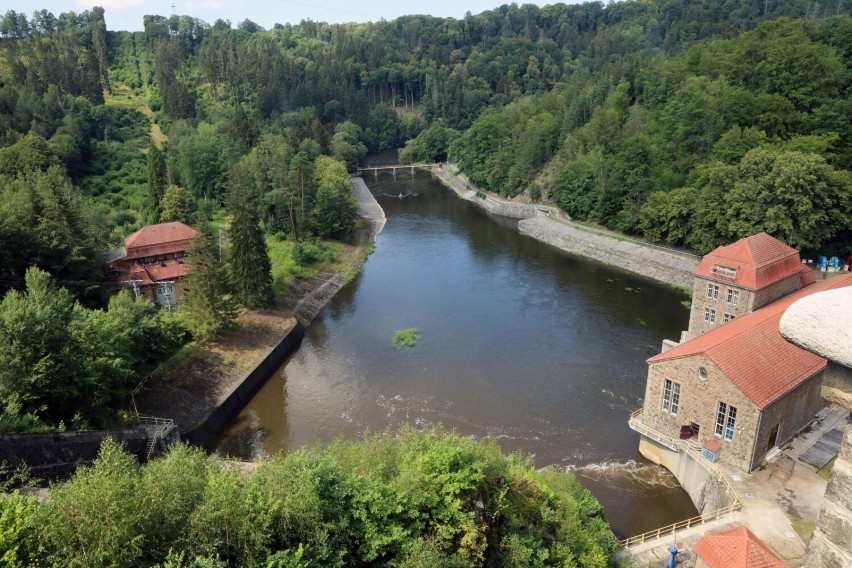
[631,232,852,476]
[685,232,813,340]
[107,221,197,306]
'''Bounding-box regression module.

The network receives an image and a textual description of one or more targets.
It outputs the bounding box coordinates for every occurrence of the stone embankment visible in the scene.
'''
[291,177,386,323]
[519,218,699,289]
[135,311,304,445]
[435,166,699,289]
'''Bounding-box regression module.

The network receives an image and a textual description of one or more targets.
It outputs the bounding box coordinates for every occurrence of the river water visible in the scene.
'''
[215,171,698,538]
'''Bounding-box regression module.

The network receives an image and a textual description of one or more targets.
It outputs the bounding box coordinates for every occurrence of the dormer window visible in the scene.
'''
[711,265,738,281]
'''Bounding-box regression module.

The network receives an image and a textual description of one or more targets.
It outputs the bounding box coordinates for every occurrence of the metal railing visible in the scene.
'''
[620,408,742,548]
[628,408,682,452]
[618,502,742,548]
[136,416,174,427]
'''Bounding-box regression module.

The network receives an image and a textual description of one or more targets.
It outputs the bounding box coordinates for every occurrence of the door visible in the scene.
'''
[767,423,779,451]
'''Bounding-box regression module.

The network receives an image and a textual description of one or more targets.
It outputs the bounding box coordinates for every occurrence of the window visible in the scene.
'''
[726,289,740,306]
[723,313,735,323]
[707,284,719,299]
[671,382,680,415]
[715,402,726,436]
[662,379,681,415]
[715,402,737,441]
[698,367,708,381]
[725,406,737,440]
[704,308,716,323]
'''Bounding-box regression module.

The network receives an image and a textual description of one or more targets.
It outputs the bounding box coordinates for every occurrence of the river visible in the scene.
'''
[215,170,698,538]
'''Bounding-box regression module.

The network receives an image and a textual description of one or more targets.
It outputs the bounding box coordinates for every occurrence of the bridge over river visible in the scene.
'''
[357,163,440,179]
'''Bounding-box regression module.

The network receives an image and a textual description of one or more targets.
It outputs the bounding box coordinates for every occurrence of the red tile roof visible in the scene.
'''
[694,232,812,290]
[649,274,852,408]
[124,222,197,260]
[128,261,191,285]
[694,526,787,568]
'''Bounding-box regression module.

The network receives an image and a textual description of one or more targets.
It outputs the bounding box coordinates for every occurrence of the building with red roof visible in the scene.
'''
[107,222,197,306]
[687,233,814,339]
[694,526,787,568]
[630,232,850,473]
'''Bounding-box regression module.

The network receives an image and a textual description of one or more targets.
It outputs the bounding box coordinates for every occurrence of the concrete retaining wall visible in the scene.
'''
[519,217,698,289]
[182,322,305,447]
[0,429,147,480]
[435,167,698,289]
[639,437,735,516]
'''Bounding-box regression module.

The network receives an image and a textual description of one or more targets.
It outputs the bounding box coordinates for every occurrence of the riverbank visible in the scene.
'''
[135,178,385,439]
[434,166,699,290]
[285,177,385,323]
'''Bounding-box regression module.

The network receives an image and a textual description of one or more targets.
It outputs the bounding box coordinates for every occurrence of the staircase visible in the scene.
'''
[137,416,178,460]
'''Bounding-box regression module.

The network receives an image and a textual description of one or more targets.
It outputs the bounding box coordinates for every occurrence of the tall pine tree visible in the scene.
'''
[226,164,273,308]
[182,215,237,339]
[147,142,167,221]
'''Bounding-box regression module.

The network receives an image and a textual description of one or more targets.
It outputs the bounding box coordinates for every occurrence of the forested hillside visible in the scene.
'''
[0,0,849,430]
[1,1,848,276]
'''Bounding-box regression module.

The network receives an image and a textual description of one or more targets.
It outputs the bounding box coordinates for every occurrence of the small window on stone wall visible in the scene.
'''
[698,367,708,381]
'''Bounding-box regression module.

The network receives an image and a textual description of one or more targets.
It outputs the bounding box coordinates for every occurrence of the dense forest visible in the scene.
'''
[0,0,848,434]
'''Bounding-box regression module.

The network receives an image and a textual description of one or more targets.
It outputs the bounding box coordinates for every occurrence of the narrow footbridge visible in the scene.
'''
[357,163,440,178]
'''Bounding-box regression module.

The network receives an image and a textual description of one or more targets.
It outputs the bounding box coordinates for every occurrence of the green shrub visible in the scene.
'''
[5,428,616,566]
[393,328,421,348]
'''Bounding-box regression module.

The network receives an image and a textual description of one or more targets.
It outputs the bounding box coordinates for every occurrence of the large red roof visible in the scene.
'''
[124,222,197,260]
[649,274,852,409]
[694,232,813,290]
[694,526,787,568]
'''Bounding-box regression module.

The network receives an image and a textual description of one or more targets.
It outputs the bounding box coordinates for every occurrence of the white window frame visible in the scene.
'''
[723,313,735,323]
[662,379,680,415]
[726,288,739,306]
[707,284,719,299]
[704,307,716,323]
[715,402,737,441]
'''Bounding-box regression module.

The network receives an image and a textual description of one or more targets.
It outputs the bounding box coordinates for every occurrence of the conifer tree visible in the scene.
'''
[226,165,273,308]
[160,185,196,225]
[182,215,237,339]
[147,142,167,220]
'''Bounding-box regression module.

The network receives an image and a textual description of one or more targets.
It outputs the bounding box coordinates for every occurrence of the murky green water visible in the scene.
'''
[216,171,698,538]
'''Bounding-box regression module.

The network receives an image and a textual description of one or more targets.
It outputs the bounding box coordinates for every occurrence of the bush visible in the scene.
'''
[292,239,336,266]
[4,429,617,566]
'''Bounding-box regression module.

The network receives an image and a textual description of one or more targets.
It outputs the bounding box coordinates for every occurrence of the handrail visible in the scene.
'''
[618,502,742,548]
[357,163,437,170]
[628,409,681,451]
[620,407,742,548]
[136,416,174,427]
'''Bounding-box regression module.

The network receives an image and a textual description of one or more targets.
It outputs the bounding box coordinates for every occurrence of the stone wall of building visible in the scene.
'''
[643,356,761,472]
[751,371,824,470]
[753,272,807,310]
[687,277,753,338]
